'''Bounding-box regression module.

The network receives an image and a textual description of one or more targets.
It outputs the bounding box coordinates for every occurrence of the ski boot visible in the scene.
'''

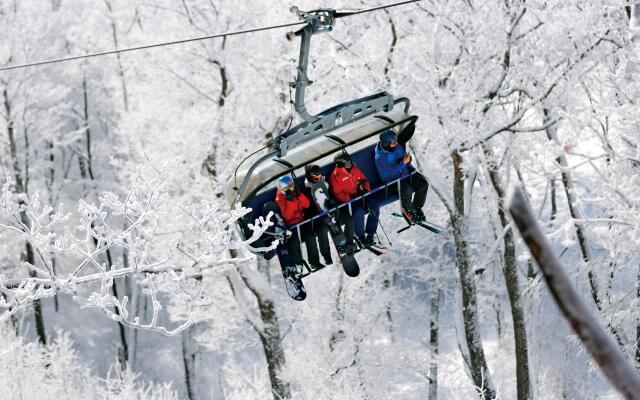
[413,209,426,224]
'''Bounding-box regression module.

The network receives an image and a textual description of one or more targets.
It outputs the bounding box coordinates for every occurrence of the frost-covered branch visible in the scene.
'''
[0,167,273,335]
[508,186,640,398]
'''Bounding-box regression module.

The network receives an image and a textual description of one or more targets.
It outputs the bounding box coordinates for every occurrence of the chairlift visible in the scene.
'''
[224,6,424,292]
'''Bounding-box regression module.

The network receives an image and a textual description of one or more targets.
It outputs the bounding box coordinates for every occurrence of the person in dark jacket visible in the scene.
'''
[374,129,429,222]
[329,153,380,246]
[274,175,326,270]
[303,165,333,265]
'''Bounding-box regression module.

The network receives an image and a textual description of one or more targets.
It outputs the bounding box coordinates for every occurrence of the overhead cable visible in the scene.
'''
[0,0,421,72]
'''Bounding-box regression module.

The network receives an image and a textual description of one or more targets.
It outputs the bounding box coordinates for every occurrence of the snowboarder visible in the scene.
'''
[274,175,328,270]
[329,152,380,247]
[303,165,333,265]
[374,129,429,223]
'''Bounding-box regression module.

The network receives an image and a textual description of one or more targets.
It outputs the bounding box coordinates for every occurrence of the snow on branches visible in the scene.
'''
[0,167,274,335]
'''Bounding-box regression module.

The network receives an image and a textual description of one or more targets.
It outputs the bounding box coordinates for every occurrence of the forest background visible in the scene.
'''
[2,0,640,399]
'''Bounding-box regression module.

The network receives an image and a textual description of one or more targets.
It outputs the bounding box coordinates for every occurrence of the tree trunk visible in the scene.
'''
[428,284,440,400]
[483,145,531,400]
[451,150,496,399]
[543,108,600,309]
[227,253,291,400]
[251,258,291,400]
[182,325,197,400]
[3,87,47,345]
[636,263,640,367]
[80,77,128,366]
[104,0,129,111]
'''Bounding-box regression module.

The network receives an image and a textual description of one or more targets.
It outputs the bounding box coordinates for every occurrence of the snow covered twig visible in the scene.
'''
[0,168,272,335]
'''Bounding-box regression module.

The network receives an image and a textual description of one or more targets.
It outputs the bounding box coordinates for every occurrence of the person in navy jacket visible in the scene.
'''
[374,129,429,223]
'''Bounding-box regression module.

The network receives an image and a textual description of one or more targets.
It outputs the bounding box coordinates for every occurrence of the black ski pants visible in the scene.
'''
[287,220,331,266]
[400,173,429,211]
[336,208,356,245]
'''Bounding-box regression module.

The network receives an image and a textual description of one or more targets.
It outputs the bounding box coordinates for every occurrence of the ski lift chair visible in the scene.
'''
[224,7,423,277]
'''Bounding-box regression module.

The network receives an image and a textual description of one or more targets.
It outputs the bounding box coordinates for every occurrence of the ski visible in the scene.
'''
[391,212,443,234]
[354,237,388,256]
[307,178,360,278]
[361,243,387,256]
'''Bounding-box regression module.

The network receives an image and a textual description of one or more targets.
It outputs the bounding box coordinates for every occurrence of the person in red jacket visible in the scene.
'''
[329,153,380,247]
[275,175,326,270]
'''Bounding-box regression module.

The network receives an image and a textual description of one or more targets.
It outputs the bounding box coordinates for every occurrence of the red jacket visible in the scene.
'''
[275,190,311,226]
[329,165,371,203]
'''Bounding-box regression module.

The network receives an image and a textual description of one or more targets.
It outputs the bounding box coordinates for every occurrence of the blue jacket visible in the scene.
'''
[375,142,408,182]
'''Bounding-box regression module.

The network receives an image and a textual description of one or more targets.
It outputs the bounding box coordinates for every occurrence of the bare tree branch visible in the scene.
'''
[508,186,640,399]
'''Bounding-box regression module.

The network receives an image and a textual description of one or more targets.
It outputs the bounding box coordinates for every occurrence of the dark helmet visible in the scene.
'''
[379,130,397,148]
[334,152,353,169]
[305,164,323,181]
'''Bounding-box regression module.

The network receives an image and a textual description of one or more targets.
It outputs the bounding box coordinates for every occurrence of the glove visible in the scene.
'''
[325,198,337,209]
[356,179,368,195]
[285,190,294,201]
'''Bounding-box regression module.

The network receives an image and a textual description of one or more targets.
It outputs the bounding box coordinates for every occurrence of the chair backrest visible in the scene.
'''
[245,142,405,223]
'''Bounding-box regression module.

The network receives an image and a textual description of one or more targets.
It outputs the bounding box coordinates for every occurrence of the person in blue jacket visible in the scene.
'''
[374,129,429,223]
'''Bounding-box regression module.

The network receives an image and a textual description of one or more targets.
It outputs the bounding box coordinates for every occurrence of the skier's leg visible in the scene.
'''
[285,230,304,266]
[315,218,332,264]
[399,179,413,211]
[352,205,366,239]
[364,200,380,235]
[338,208,355,244]
[301,223,322,268]
[411,173,429,210]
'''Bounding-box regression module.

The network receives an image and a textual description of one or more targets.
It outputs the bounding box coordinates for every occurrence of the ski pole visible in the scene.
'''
[368,205,392,247]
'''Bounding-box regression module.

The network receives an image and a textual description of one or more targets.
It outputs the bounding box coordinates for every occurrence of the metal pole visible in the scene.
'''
[293,26,315,122]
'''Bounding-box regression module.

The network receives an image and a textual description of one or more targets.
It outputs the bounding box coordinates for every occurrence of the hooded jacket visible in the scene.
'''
[374,142,408,183]
[275,190,310,226]
[329,164,371,203]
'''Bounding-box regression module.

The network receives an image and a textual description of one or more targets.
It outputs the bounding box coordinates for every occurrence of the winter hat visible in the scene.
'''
[334,152,352,164]
[305,164,322,181]
[277,175,295,194]
[379,130,397,147]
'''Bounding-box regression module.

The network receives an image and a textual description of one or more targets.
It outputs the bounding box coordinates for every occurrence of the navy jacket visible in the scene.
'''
[374,142,409,183]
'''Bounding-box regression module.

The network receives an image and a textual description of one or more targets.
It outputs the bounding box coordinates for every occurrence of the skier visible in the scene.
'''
[275,175,329,270]
[329,152,380,247]
[374,129,429,223]
[305,164,358,254]
[302,165,333,265]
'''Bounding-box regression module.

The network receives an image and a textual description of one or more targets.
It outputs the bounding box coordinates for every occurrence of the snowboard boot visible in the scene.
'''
[308,261,324,272]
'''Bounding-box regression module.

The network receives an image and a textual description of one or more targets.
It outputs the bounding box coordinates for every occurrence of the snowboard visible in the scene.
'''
[306,179,360,277]
[263,202,307,301]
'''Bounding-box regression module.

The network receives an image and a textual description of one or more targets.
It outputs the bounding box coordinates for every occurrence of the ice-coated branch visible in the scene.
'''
[507,186,640,399]
[0,167,272,335]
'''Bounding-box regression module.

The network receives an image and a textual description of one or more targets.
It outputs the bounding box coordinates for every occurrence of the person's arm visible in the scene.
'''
[329,174,350,203]
[355,167,371,192]
[298,193,311,209]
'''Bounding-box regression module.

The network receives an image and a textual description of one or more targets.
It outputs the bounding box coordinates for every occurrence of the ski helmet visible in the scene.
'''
[277,175,295,194]
[379,130,397,148]
[305,164,322,181]
[334,152,352,169]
